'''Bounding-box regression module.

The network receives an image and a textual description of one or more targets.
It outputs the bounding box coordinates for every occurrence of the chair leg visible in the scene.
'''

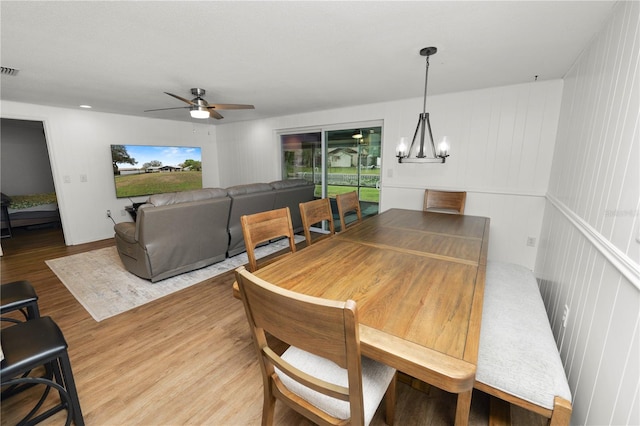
[261,383,276,426]
[26,301,40,320]
[51,359,68,410]
[385,372,397,425]
[58,352,85,426]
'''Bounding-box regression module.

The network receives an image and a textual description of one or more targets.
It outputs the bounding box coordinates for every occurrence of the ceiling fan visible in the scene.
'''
[144,88,254,119]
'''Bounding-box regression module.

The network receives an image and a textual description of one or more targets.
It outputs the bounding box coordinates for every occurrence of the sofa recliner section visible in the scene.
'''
[114,188,231,282]
[226,183,277,257]
[226,179,315,257]
[271,179,316,233]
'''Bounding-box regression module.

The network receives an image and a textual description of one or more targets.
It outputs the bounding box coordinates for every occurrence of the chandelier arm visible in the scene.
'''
[408,114,422,157]
[425,113,438,158]
[418,114,427,158]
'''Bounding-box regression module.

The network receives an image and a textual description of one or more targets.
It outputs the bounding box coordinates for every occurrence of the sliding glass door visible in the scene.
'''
[281,131,323,197]
[281,124,381,230]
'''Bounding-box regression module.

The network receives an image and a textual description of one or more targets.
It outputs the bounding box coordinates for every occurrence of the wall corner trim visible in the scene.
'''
[546,193,640,290]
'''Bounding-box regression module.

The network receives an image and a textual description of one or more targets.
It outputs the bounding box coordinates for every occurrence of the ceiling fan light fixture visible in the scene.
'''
[352,129,364,139]
[190,106,210,119]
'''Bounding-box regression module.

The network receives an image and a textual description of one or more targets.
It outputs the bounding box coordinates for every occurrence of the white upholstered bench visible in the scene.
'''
[475,261,572,426]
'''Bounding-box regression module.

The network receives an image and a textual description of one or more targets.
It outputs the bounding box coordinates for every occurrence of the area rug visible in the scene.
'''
[45,237,303,322]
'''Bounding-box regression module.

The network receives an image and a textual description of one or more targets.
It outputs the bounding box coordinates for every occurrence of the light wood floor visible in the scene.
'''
[0,227,546,425]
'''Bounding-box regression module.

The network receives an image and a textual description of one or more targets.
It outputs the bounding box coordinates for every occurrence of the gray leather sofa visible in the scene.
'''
[114,188,231,282]
[113,179,315,281]
[271,179,314,232]
[226,179,315,256]
[226,183,277,257]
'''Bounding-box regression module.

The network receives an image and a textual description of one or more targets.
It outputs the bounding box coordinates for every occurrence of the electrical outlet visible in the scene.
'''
[526,237,536,247]
[106,210,111,219]
[562,304,570,328]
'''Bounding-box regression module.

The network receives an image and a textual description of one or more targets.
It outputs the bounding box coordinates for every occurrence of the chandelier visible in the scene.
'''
[397,47,449,163]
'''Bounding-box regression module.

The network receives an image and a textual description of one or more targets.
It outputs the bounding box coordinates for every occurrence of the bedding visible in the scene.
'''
[4,192,60,229]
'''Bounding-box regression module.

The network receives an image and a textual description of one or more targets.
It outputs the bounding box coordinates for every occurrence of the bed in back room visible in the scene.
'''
[1,192,61,230]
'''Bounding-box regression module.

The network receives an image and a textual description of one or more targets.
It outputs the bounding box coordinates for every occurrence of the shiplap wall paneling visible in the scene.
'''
[537,1,639,424]
[538,204,640,425]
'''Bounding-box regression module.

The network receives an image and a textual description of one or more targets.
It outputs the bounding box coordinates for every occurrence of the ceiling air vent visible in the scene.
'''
[1,66,20,76]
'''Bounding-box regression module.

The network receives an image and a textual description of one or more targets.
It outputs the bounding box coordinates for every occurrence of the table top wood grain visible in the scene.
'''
[242,208,490,425]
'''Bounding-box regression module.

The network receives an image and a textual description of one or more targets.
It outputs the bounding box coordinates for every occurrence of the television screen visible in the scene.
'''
[111,144,203,199]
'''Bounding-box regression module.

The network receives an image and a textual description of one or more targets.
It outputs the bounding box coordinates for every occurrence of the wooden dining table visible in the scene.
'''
[236,208,490,426]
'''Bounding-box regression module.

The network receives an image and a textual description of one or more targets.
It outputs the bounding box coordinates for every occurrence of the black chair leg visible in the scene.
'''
[58,353,84,426]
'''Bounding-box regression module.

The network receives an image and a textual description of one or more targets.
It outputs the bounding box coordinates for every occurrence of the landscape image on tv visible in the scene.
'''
[111,144,202,199]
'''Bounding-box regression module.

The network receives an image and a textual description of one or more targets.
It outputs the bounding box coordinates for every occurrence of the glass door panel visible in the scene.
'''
[326,127,381,223]
[281,132,322,198]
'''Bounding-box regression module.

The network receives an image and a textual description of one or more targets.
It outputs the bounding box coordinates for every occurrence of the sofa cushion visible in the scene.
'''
[227,183,273,197]
[269,179,311,190]
[148,188,228,206]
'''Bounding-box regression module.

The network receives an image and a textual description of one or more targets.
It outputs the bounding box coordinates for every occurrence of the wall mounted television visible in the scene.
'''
[111,144,202,199]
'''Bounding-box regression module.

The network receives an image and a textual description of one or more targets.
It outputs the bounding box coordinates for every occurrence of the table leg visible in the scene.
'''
[454,389,472,426]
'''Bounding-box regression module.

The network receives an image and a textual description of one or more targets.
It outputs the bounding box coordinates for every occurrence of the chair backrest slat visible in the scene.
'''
[423,190,466,215]
[241,207,296,272]
[300,198,335,246]
[336,191,362,231]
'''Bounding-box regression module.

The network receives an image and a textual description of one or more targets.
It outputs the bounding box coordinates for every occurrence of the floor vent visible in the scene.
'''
[1,66,20,76]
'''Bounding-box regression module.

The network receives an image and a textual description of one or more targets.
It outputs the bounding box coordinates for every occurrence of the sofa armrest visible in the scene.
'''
[114,222,137,244]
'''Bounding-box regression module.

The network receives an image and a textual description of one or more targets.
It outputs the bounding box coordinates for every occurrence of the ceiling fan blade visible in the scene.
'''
[164,92,196,106]
[207,104,255,110]
[209,110,224,119]
[144,106,190,112]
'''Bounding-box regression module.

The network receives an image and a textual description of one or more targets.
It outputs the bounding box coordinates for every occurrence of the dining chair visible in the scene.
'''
[336,191,362,232]
[299,198,335,246]
[240,207,297,272]
[235,266,396,426]
[423,189,467,215]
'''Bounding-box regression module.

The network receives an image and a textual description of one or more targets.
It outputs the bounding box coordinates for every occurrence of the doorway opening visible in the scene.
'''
[0,118,63,252]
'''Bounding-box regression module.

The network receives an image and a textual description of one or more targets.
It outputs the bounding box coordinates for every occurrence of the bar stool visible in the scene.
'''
[1,316,85,426]
[1,280,40,323]
[1,280,44,399]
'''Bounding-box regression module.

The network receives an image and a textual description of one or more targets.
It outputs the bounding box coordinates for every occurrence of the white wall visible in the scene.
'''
[0,101,219,245]
[536,1,640,424]
[215,80,563,268]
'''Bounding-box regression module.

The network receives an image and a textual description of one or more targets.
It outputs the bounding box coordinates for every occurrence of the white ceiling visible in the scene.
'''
[1,1,615,124]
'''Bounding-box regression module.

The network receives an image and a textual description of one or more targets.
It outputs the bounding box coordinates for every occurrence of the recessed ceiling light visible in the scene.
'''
[79,105,92,109]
